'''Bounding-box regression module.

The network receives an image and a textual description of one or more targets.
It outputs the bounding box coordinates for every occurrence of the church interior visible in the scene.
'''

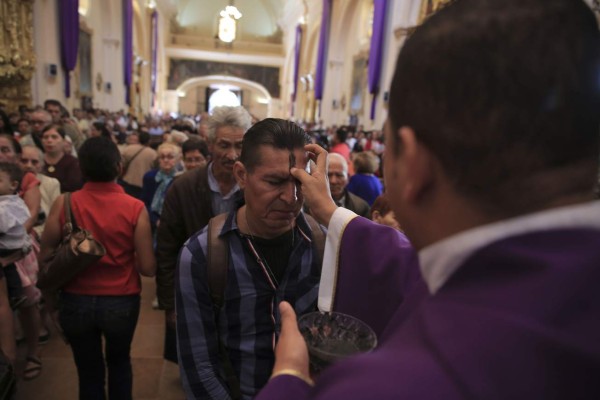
[2,1,600,399]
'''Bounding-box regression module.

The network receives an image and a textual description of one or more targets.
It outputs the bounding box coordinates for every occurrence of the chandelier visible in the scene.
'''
[218,4,243,43]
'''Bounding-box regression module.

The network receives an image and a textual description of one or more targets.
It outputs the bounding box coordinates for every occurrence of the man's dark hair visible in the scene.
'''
[0,161,23,187]
[92,122,112,139]
[138,130,151,145]
[335,128,348,143]
[388,0,600,216]
[78,137,121,182]
[182,138,210,158]
[240,118,310,172]
[43,99,62,109]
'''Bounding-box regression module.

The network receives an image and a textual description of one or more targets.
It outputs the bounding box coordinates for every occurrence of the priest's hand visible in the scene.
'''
[271,301,312,385]
[291,144,338,227]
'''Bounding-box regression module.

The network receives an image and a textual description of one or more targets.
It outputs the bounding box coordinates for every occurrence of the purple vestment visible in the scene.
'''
[257,226,600,399]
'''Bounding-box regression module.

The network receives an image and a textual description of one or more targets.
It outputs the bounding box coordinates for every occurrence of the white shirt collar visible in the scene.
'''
[419,200,600,294]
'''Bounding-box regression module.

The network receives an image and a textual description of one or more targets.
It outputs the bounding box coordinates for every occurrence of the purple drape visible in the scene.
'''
[291,24,302,103]
[123,0,133,105]
[368,0,388,120]
[314,0,332,101]
[151,10,158,107]
[59,0,80,98]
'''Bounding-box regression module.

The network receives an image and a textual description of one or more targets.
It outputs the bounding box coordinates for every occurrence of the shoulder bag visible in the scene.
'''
[37,192,106,291]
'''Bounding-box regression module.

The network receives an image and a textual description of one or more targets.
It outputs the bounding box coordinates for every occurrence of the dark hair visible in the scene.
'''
[43,99,62,109]
[182,138,210,158]
[0,161,23,186]
[240,118,310,172]
[41,124,66,139]
[92,122,113,139]
[0,133,21,155]
[335,128,348,143]
[370,194,392,220]
[0,109,13,135]
[78,137,121,182]
[138,130,151,145]
[388,0,600,215]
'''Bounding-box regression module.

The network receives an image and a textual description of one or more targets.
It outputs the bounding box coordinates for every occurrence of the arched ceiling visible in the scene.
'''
[172,0,285,43]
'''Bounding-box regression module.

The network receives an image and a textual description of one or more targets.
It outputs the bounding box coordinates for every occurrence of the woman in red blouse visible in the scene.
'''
[40,137,156,399]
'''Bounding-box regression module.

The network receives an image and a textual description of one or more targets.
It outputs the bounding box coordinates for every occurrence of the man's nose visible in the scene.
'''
[280,180,297,204]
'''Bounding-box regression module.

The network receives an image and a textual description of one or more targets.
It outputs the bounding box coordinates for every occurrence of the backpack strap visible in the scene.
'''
[304,213,325,268]
[207,213,229,309]
[206,213,241,399]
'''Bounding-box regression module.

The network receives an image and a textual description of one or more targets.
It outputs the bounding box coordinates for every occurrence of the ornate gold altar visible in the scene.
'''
[0,0,35,111]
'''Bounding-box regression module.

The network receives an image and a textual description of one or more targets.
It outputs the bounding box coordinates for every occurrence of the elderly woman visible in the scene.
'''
[140,142,182,233]
[0,134,43,380]
[19,145,61,239]
[347,151,384,206]
[39,137,156,399]
[41,124,82,193]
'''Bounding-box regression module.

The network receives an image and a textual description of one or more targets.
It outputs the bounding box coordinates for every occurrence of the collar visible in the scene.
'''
[82,181,125,193]
[207,162,239,200]
[419,200,600,294]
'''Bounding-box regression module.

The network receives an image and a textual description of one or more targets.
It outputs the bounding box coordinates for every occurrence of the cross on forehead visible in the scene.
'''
[289,151,296,170]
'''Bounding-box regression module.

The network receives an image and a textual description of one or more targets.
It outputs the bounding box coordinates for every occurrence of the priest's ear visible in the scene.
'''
[233,161,247,189]
[397,127,435,204]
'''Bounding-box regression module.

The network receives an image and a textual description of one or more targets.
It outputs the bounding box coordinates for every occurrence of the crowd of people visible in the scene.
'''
[1,0,599,398]
[0,88,391,398]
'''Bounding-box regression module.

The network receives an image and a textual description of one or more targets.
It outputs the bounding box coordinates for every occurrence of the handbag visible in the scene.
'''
[37,192,106,291]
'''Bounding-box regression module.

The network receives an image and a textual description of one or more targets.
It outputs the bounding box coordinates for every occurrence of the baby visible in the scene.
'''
[0,161,31,310]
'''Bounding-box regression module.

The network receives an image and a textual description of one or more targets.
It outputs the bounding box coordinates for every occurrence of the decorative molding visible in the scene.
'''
[0,0,35,110]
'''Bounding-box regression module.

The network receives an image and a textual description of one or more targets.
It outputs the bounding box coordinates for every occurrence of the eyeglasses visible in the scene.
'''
[30,120,47,125]
[184,157,205,163]
[0,146,12,154]
[159,154,176,160]
[20,158,40,165]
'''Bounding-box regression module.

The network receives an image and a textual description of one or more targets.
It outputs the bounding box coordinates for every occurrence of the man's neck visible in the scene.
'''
[211,164,236,195]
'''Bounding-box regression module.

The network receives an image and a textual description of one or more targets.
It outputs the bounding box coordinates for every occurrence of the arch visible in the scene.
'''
[176,75,273,116]
[177,75,272,101]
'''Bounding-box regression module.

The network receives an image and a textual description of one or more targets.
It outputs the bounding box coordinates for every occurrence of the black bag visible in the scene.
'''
[37,193,106,291]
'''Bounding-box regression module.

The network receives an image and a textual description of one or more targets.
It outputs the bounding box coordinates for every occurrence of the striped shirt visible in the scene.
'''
[176,210,322,399]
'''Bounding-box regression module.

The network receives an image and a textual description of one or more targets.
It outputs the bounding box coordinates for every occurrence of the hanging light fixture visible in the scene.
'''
[218,2,243,43]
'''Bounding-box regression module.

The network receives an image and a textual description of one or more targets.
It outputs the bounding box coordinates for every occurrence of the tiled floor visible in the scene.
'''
[13,277,186,399]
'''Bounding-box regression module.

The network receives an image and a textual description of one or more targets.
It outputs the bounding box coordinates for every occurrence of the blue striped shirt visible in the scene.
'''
[176,210,322,399]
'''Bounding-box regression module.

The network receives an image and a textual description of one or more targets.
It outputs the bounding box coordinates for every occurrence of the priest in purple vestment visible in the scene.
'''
[257,0,600,399]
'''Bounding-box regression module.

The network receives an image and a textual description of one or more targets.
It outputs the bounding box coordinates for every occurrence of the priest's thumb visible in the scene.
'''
[272,301,310,381]
[279,301,298,330]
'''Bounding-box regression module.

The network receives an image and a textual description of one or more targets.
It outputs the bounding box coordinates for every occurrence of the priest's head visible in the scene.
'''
[383,0,600,249]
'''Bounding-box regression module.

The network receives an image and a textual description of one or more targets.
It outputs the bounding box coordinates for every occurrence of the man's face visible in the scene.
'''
[236,146,307,236]
[210,125,244,177]
[45,104,61,123]
[17,120,31,135]
[20,147,42,174]
[31,112,50,134]
[183,149,207,171]
[328,158,348,201]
